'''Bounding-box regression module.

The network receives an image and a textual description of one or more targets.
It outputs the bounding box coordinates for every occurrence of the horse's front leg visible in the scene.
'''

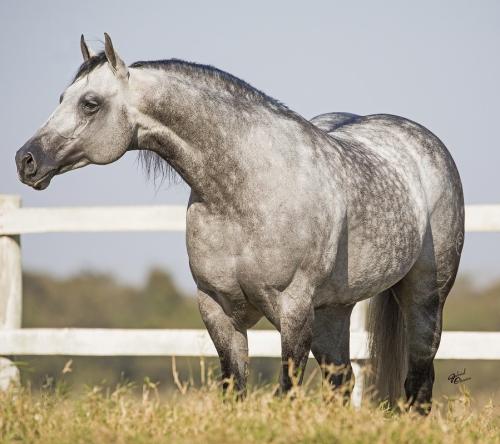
[197,288,249,396]
[279,281,314,394]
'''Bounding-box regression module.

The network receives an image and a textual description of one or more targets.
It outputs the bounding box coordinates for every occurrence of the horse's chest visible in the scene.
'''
[186,203,306,297]
[186,208,241,294]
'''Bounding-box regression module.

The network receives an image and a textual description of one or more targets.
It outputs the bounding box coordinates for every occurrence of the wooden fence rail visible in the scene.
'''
[1,329,500,360]
[1,195,500,403]
[2,203,499,235]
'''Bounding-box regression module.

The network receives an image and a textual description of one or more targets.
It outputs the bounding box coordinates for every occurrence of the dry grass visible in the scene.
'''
[0,376,499,444]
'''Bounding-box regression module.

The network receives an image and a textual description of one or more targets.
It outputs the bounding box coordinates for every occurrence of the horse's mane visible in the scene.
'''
[72,52,300,185]
[137,149,180,187]
[74,52,290,107]
[129,58,292,113]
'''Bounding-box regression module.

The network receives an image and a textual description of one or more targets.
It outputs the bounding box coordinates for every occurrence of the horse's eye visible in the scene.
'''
[81,99,100,114]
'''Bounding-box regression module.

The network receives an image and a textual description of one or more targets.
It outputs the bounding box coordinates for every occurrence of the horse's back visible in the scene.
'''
[310,112,360,132]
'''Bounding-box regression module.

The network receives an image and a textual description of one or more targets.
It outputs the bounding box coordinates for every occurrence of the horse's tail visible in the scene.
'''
[366,288,407,406]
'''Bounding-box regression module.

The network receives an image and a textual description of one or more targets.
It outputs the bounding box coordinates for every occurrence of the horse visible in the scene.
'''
[16,34,464,414]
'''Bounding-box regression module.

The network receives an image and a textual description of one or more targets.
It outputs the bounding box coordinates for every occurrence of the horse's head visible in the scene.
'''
[16,34,134,190]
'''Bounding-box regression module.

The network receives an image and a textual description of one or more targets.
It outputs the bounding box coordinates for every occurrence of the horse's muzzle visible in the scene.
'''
[16,139,55,190]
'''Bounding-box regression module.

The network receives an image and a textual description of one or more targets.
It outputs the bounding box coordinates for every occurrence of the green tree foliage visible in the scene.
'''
[22,269,203,329]
[443,275,500,331]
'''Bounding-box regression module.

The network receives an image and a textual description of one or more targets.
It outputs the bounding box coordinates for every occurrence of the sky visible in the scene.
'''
[1,0,499,293]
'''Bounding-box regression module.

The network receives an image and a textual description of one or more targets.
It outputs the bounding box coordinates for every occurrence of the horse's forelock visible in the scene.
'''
[72,51,108,83]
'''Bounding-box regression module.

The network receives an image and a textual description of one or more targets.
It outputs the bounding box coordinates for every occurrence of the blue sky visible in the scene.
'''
[1,1,499,292]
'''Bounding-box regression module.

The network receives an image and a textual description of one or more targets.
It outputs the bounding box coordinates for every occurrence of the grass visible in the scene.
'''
[1,375,499,444]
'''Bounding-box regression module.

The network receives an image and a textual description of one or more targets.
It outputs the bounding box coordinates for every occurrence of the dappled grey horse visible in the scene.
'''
[16,34,463,413]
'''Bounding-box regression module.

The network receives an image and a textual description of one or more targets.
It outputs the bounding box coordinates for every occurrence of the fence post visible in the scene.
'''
[350,299,368,408]
[0,195,22,389]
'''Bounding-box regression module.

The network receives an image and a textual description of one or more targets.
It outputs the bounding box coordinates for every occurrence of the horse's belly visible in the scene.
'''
[316,249,419,306]
[316,208,426,305]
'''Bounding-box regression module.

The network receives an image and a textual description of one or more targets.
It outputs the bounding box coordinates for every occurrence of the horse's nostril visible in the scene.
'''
[23,153,37,176]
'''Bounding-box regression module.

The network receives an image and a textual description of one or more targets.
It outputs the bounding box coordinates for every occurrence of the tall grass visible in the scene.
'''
[1,363,499,444]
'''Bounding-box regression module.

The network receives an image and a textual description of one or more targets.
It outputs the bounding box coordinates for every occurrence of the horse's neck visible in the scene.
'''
[131,66,298,207]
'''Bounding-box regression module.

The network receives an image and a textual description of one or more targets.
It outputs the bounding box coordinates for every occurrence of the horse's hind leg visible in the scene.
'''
[396,223,462,414]
[311,304,354,399]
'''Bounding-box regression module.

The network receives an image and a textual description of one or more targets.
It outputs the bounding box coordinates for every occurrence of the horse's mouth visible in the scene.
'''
[32,171,56,190]
[30,159,89,190]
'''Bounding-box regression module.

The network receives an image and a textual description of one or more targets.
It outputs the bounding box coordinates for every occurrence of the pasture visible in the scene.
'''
[1,380,498,444]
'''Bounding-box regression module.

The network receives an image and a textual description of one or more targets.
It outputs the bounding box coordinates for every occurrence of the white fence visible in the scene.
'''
[1,195,500,403]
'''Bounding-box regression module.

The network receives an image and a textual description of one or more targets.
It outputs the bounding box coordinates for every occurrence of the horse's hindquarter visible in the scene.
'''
[318,115,461,303]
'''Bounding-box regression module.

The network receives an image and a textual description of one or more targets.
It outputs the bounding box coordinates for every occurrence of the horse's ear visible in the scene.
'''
[80,34,96,61]
[104,32,129,80]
